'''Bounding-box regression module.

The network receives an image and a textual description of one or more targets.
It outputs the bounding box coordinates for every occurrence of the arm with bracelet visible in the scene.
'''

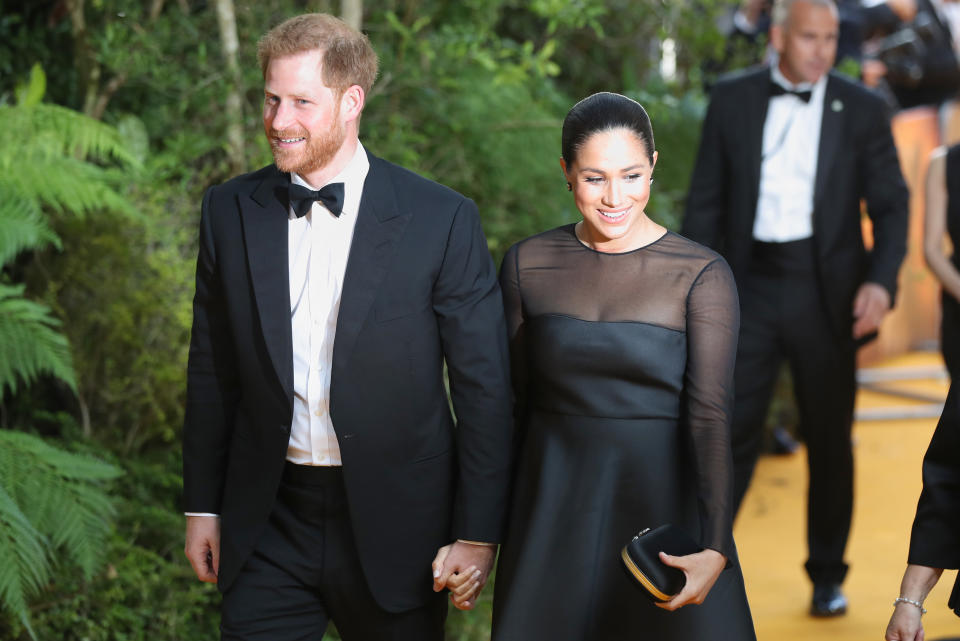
[885,384,960,640]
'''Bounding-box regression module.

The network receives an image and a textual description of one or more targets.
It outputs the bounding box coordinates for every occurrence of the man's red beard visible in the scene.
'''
[267,118,346,178]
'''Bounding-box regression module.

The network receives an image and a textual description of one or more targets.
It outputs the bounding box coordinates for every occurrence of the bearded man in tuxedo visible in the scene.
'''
[181,13,513,640]
[682,0,909,618]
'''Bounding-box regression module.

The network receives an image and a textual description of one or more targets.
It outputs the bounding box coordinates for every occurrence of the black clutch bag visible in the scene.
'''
[620,524,702,602]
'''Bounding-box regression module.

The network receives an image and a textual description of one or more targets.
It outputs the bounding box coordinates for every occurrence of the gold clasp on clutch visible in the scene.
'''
[633,527,651,541]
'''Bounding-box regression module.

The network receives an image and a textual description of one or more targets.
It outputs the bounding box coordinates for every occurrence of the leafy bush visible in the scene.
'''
[0,430,122,637]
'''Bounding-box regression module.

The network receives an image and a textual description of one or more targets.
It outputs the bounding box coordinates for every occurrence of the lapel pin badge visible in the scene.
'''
[831,99,843,112]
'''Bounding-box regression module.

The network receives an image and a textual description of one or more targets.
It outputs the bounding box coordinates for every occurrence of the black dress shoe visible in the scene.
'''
[810,583,848,617]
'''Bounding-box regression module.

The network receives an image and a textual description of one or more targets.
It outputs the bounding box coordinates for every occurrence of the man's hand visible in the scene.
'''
[185,515,220,583]
[431,541,496,610]
[655,548,726,611]
[852,282,892,340]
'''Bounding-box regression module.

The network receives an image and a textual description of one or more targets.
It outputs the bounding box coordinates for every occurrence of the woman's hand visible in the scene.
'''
[885,602,924,641]
[655,548,726,611]
[884,564,943,641]
[431,541,496,610]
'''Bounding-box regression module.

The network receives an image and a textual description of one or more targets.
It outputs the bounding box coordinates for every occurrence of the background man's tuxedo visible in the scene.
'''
[182,149,514,613]
[683,67,907,337]
[682,66,909,585]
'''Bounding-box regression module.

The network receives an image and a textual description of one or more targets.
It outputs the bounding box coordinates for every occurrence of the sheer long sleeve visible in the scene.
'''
[684,258,740,560]
[499,244,529,427]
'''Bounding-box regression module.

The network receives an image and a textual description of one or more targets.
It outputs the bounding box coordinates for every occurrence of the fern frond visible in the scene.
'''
[0,284,76,397]
[1,429,123,483]
[0,103,139,169]
[0,188,59,265]
[4,430,121,576]
[1,156,134,219]
[0,483,50,626]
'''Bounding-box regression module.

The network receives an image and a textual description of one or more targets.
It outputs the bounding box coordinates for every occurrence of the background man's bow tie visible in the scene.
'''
[769,81,812,103]
[289,182,345,218]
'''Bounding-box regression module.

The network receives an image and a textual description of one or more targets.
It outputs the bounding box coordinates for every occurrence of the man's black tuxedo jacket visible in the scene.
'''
[909,383,960,616]
[182,150,514,612]
[682,67,909,339]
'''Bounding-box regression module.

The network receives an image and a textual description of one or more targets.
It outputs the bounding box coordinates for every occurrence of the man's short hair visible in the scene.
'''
[257,13,379,96]
[771,0,838,27]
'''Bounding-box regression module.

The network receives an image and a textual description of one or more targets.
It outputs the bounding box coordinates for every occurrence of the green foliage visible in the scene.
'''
[0,284,75,398]
[0,430,122,636]
[0,62,136,637]
[0,64,137,399]
[0,192,59,268]
[36,212,194,453]
[364,5,577,262]
[0,102,137,217]
[629,80,709,230]
[1,451,218,641]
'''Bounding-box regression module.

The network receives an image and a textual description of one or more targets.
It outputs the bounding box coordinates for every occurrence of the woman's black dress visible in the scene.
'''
[492,225,755,640]
[942,144,960,380]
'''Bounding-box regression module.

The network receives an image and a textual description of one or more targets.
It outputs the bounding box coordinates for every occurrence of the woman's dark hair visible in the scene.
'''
[561,92,655,167]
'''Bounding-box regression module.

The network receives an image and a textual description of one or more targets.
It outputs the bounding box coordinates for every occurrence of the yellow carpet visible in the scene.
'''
[736,351,960,640]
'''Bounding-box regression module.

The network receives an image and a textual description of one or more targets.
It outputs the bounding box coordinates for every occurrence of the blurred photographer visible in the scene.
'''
[862,0,960,110]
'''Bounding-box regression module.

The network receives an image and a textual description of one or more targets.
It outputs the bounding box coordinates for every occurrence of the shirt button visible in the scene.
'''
[314,408,324,417]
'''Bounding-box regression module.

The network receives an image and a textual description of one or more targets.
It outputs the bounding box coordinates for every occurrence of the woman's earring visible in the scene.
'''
[649,178,654,185]
[566,182,572,191]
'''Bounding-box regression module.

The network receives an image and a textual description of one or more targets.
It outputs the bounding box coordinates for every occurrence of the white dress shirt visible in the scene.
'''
[753,67,828,242]
[183,145,369,516]
[286,143,369,466]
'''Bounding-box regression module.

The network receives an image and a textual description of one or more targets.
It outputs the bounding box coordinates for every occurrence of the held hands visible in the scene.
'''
[184,515,220,583]
[852,282,892,340]
[655,548,726,611]
[432,541,497,611]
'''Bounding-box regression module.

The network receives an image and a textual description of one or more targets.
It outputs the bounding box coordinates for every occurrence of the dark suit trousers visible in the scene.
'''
[220,464,447,641]
[730,239,855,585]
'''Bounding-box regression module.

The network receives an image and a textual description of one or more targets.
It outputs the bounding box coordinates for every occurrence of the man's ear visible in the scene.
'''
[340,85,365,123]
[769,24,784,55]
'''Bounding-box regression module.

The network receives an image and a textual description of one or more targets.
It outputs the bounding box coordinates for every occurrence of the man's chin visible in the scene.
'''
[272,152,304,174]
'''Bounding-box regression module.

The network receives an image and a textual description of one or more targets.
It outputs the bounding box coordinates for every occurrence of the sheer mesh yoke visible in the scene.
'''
[492,225,752,641]
[502,224,735,328]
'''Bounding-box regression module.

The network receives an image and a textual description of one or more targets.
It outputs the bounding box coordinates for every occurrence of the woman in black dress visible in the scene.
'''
[491,93,755,639]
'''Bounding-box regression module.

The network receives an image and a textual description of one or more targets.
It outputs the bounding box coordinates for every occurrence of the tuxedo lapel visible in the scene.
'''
[332,153,412,374]
[743,69,770,237]
[813,74,843,219]
[240,168,294,404]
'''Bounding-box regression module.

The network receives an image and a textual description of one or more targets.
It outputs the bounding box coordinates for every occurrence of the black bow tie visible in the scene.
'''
[769,81,812,103]
[288,182,345,218]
